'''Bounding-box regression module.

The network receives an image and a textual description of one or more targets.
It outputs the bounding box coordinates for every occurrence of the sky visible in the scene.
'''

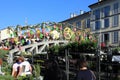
[0,0,97,29]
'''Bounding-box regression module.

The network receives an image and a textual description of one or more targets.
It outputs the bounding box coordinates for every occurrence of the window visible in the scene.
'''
[76,21,81,28]
[102,6,110,17]
[113,3,119,14]
[104,18,109,28]
[112,31,119,43]
[95,21,101,30]
[93,9,100,20]
[112,15,119,27]
[86,19,90,28]
[69,22,73,28]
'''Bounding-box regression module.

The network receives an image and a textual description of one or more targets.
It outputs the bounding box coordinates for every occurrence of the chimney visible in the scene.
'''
[80,10,85,15]
[70,13,74,18]
[98,0,102,2]
[70,13,77,18]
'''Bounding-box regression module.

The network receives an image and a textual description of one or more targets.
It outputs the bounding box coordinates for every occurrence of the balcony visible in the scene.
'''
[91,15,101,21]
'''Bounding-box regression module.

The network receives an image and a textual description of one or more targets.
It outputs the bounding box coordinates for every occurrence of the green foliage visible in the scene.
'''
[0,49,9,58]
[2,61,12,75]
[33,64,41,79]
[0,75,14,80]
[18,75,34,80]
[113,47,120,51]
[0,50,13,79]
[112,47,120,54]
[49,40,97,55]
[49,44,60,54]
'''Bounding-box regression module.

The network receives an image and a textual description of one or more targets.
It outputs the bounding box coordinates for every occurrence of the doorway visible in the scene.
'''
[104,33,109,45]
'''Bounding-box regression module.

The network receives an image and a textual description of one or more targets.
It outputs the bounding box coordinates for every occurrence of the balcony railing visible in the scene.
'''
[112,8,120,15]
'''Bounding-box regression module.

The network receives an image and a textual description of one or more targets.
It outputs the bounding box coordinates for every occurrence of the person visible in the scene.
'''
[75,59,96,80]
[12,57,23,78]
[17,57,32,77]
[43,59,66,80]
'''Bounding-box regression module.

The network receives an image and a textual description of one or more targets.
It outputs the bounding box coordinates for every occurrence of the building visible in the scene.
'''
[60,11,91,31]
[89,0,120,46]
[61,0,120,46]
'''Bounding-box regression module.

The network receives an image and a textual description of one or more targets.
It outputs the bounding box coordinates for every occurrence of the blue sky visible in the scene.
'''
[0,0,97,29]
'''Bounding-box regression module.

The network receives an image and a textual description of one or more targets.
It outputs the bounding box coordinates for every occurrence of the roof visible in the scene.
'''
[88,0,114,8]
[60,11,90,23]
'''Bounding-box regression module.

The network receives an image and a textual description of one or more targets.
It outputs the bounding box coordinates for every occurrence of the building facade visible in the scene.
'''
[61,0,120,46]
[89,0,120,46]
[61,11,91,31]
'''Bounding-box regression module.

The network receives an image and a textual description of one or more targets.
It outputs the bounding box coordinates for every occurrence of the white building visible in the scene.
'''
[89,0,120,46]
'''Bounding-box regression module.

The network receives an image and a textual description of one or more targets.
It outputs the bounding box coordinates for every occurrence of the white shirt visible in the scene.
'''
[19,61,32,76]
[13,63,20,71]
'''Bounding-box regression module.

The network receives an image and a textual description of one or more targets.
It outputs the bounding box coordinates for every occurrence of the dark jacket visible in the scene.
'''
[75,70,96,80]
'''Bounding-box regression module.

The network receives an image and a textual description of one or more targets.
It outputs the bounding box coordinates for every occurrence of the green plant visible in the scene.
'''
[49,44,60,54]
[17,75,34,80]
[0,49,9,59]
[49,41,97,55]
[0,75,14,80]
[112,47,120,54]
[2,61,12,75]
[33,64,41,79]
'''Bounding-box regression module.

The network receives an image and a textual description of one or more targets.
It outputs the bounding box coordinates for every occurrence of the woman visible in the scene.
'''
[17,57,32,77]
[75,59,96,80]
[12,57,23,78]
